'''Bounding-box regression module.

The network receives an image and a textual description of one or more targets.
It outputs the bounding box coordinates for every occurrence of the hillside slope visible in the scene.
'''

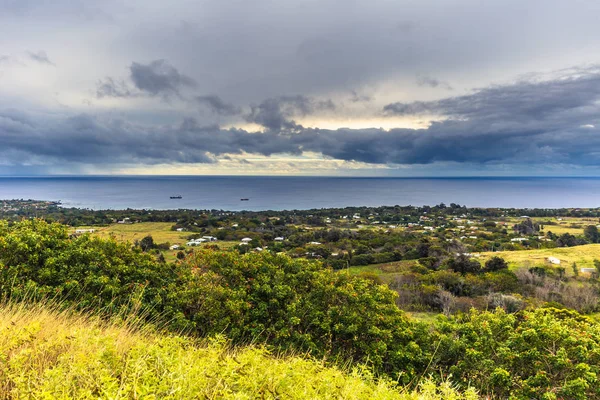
[0,302,475,399]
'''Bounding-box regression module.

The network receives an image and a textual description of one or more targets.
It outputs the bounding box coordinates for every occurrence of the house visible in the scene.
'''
[511,238,528,242]
[202,236,217,241]
[117,218,132,224]
[581,268,597,274]
[186,241,198,246]
[241,237,252,243]
[176,228,185,232]
[309,241,322,245]
[170,244,180,250]
[75,229,95,234]
[547,256,561,265]
[274,237,285,241]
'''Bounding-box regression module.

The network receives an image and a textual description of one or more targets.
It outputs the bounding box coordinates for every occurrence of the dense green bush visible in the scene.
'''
[434,308,600,399]
[176,250,429,381]
[0,219,177,313]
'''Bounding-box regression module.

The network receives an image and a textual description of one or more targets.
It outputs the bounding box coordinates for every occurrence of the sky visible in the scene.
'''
[2,0,600,176]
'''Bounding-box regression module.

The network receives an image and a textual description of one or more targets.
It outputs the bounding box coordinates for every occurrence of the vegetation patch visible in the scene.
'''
[0,302,476,399]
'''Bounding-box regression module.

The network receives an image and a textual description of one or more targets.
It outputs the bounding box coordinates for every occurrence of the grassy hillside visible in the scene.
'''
[479,243,600,272]
[74,222,188,245]
[0,302,476,399]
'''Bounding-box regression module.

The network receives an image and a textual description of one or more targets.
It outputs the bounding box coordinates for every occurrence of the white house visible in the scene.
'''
[309,241,322,245]
[241,237,252,243]
[202,236,217,242]
[274,237,285,241]
[547,256,561,265]
[170,244,180,250]
[511,238,528,242]
[176,228,185,232]
[186,241,198,246]
[75,229,95,234]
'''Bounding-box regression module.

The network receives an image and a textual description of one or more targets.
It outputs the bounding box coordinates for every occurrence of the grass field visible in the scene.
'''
[506,216,596,236]
[73,223,240,264]
[479,244,600,272]
[349,245,600,280]
[75,222,189,245]
[348,260,419,283]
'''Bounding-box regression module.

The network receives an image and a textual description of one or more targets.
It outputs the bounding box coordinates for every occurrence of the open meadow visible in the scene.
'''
[478,243,600,272]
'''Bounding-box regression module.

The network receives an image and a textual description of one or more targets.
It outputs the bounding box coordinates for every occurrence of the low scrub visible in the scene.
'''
[0,302,475,399]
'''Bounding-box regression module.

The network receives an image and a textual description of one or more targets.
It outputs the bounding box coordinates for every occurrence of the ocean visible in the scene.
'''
[0,176,599,211]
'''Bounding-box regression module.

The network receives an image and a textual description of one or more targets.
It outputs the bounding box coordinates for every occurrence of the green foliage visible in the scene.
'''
[178,250,429,381]
[0,220,177,314]
[483,256,508,272]
[139,234,155,251]
[586,225,600,243]
[0,220,427,382]
[3,220,600,398]
[445,255,481,274]
[434,308,600,399]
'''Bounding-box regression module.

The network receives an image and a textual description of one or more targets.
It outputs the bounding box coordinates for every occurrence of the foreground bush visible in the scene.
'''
[434,308,600,399]
[176,250,430,381]
[0,302,476,399]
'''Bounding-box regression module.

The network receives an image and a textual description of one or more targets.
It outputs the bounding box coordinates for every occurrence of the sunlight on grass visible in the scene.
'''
[0,302,477,399]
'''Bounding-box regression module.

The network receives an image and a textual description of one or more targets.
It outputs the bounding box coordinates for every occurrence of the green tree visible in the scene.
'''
[484,256,509,272]
[140,235,155,252]
[585,225,600,243]
[445,255,482,274]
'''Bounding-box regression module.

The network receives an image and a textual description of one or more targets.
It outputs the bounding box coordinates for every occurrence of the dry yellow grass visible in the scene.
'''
[479,244,600,273]
[0,302,477,399]
[88,222,189,245]
[507,216,596,236]
[73,224,241,251]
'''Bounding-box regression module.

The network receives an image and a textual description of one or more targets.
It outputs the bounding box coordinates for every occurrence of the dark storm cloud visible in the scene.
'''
[3,67,600,168]
[246,96,335,130]
[385,67,600,122]
[196,95,241,116]
[129,59,196,97]
[27,50,54,65]
[95,59,196,99]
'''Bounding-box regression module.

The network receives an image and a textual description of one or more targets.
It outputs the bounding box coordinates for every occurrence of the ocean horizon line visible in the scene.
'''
[2,175,600,180]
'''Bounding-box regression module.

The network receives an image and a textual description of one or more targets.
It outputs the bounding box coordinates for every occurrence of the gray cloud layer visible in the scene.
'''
[196,95,241,116]
[246,96,335,131]
[129,60,196,97]
[95,59,197,100]
[2,66,600,170]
